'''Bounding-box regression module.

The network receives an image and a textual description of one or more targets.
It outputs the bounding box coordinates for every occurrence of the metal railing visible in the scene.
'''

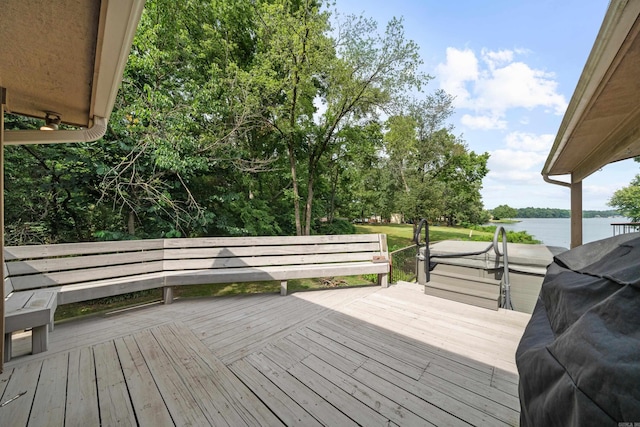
[413,219,513,310]
[389,245,419,283]
[611,222,640,236]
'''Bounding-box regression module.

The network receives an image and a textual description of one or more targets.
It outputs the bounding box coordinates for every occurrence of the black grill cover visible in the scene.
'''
[516,233,640,427]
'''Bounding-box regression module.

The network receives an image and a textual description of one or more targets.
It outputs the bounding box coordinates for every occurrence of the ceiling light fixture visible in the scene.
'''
[40,112,61,131]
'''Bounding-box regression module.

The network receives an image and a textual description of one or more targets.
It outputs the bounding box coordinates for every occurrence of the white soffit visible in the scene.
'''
[543,0,640,182]
[0,0,145,143]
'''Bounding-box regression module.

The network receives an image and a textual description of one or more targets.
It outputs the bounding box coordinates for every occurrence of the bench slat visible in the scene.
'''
[163,242,381,259]
[57,273,165,305]
[6,250,164,276]
[4,262,13,298]
[5,239,164,260]
[5,290,57,332]
[165,262,389,286]
[163,234,381,249]
[10,261,164,291]
[5,291,34,311]
[163,252,385,271]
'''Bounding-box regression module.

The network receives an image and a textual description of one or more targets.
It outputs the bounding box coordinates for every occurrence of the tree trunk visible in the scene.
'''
[400,165,410,193]
[328,165,339,223]
[304,175,314,236]
[128,210,136,235]
[287,141,302,236]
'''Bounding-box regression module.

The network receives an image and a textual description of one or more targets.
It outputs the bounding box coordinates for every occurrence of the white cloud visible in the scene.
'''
[505,132,554,152]
[487,169,540,183]
[490,149,547,170]
[584,183,624,201]
[486,148,547,184]
[460,114,506,130]
[436,47,568,130]
[475,62,567,114]
[481,48,513,70]
[435,47,478,107]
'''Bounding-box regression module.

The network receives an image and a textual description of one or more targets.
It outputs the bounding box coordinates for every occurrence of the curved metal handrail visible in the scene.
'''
[414,219,430,283]
[494,227,513,310]
[416,219,513,310]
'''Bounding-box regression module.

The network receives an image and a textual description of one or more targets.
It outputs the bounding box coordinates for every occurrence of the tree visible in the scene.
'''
[492,204,517,220]
[242,1,427,234]
[383,92,489,226]
[3,116,111,244]
[3,0,496,243]
[101,0,271,237]
[608,175,640,222]
[439,148,490,226]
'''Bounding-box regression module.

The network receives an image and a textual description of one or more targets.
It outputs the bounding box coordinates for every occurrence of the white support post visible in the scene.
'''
[570,178,583,248]
[280,280,287,296]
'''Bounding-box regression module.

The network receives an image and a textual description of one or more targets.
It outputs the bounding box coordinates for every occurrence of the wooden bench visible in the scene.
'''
[162,234,390,301]
[4,264,58,362]
[3,234,389,360]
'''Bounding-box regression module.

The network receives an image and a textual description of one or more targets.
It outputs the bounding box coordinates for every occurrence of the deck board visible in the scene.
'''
[246,352,359,426]
[300,353,437,426]
[133,328,213,426]
[94,341,137,426]
[229,358,323,427]
[65,347,100,425]
[2,283,530,426]
[0,360,42,425]
[163,322,283,426]
[114,335,174,426]
[28,352,68,426]
[287,356,392,427]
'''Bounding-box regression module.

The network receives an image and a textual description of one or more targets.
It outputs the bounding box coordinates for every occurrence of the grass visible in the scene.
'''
[355,223,495,251]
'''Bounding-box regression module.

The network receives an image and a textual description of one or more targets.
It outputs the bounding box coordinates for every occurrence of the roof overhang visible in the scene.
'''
[0,0,145,144]
[543,0,640,183]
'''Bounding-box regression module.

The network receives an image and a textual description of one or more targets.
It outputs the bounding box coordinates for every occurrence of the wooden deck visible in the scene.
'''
[0,282,530,426]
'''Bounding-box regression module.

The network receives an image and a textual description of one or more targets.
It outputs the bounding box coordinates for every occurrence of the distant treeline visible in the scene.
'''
[515,208,620,218]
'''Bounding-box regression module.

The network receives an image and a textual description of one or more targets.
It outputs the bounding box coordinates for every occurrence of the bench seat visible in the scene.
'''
[4,289,58,362]
[57,272,166,305]
[164,261,390,297]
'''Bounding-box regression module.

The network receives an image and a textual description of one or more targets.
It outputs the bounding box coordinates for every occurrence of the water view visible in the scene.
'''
[497,217,629,249]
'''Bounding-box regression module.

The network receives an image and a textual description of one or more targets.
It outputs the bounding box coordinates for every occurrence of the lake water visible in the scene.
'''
[496,217,630,249]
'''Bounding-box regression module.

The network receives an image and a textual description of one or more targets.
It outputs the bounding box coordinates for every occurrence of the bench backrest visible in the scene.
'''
[3,234,388,292]
[4,262,13,298]
[5,239,165,292]
[163,234,388,272]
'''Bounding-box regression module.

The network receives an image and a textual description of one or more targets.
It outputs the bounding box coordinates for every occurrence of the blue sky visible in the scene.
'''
[333,0,638,211]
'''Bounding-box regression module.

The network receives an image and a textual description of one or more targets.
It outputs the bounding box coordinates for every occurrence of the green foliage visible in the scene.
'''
[4,0,501,244]
[503,230,540,244]
[509,207,620,218]
[94,230,138,241]
[514,207,570,218]
[608,175,640,222]
[491,204,517,220]
[381,92,490,226]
